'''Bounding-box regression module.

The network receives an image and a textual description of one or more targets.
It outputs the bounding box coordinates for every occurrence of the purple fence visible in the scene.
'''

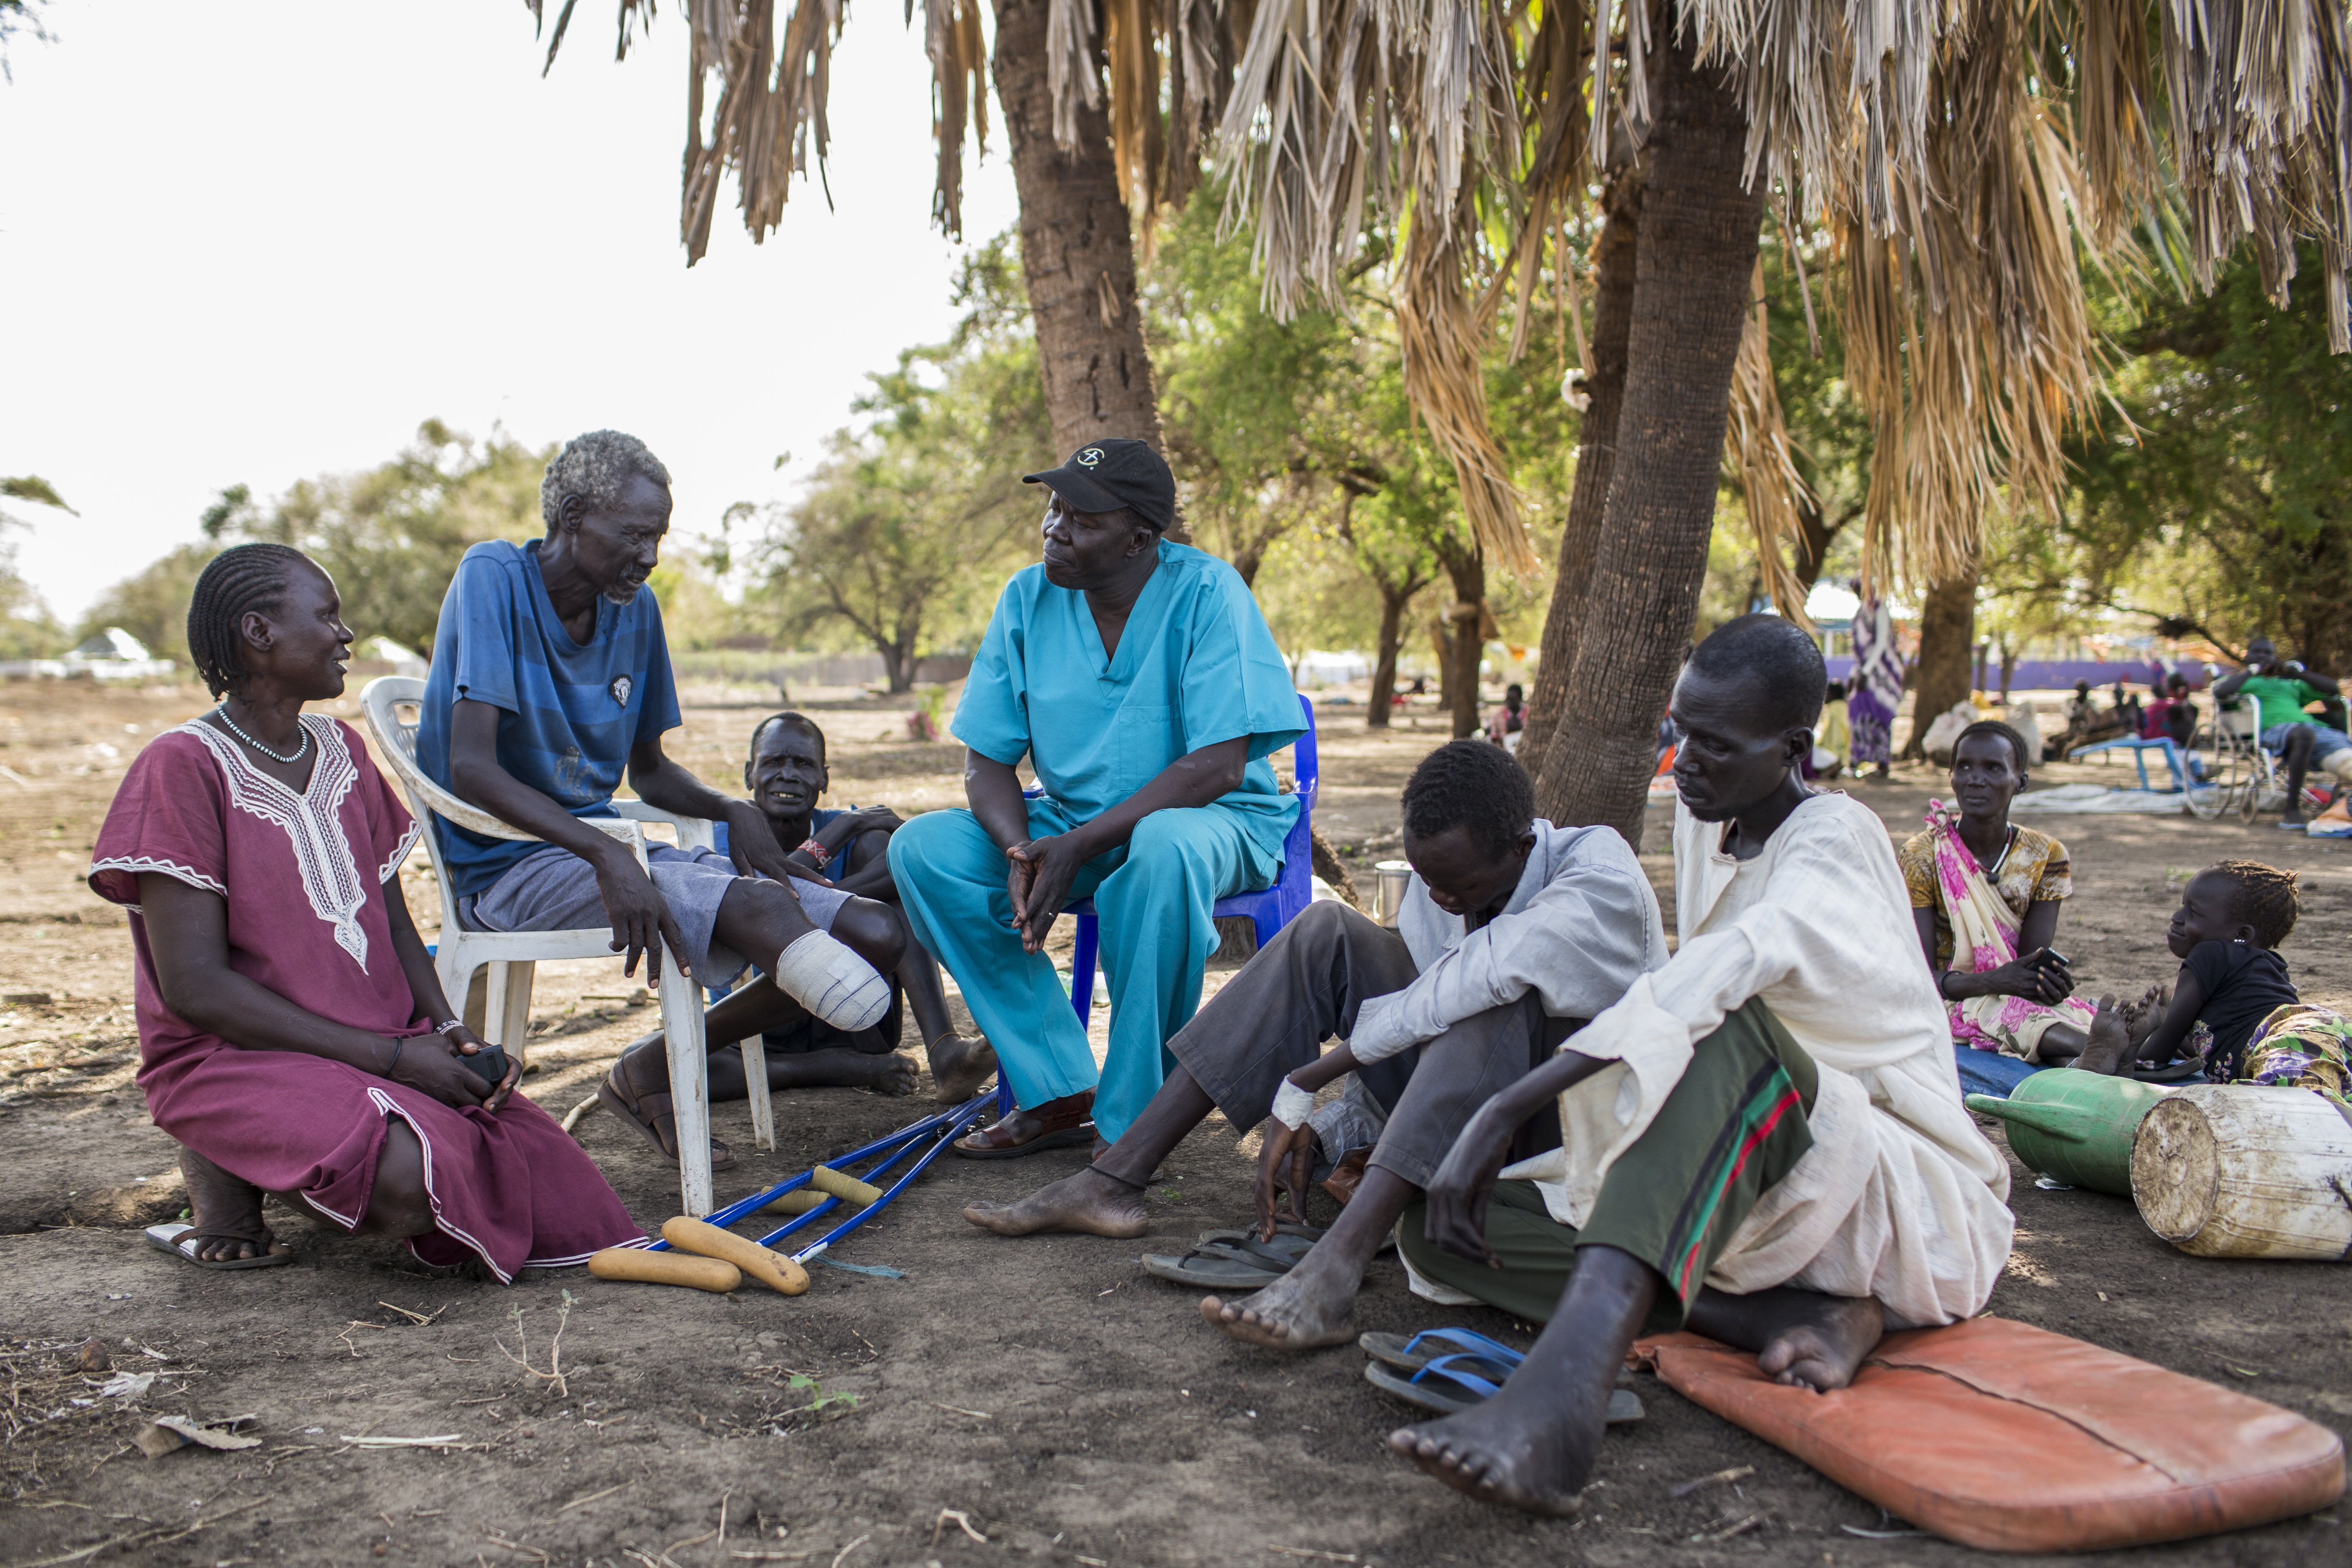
[1823,658,2211,692]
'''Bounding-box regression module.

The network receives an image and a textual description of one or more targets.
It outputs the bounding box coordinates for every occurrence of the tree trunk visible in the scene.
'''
[1433,540,1487,739]
[991,0,1162,455]
[1903,567,1980,759]
[1531,38,1764,847]
[1368,587,1409,729]
[1522,168,1643,778]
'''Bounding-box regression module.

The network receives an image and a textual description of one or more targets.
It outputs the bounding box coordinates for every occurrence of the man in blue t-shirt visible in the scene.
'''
[2213,635,2352,828]
[414,430,901,1168]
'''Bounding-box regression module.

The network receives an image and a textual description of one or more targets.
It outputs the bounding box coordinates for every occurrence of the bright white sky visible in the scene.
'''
[0,0,1017,626]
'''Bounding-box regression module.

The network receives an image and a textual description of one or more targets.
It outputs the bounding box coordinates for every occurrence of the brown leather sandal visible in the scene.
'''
[952,1090,1096,1159]
[597,1061,736,1171]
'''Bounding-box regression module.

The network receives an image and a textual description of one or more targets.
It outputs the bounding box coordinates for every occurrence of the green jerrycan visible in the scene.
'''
[1964,1069,2177,1195]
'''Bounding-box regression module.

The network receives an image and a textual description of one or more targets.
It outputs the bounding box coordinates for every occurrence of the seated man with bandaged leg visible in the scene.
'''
[1385,615,2014,1517]
[416,431,895,1169]
[964,741,1667,1355]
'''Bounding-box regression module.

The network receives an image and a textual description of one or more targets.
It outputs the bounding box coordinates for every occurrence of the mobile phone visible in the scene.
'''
[2038,949,2071,971]
[459,1042,511,1088]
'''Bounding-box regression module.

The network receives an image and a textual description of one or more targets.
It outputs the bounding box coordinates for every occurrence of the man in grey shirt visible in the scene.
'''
[964,740,1666,1349]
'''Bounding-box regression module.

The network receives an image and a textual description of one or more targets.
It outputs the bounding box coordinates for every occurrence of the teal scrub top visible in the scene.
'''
[953,541,1305,868]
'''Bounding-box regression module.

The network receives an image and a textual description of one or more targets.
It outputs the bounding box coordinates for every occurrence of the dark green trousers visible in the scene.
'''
[1398,998,1818,1335]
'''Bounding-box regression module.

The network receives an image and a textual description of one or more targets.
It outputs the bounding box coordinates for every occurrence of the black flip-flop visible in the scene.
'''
[1366,1354,1645,1423]
[145,1223,295,1271]
[597,1065,736,1171]
[1140,1227,1318,1289]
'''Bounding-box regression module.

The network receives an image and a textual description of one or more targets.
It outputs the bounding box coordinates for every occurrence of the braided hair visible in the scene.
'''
[186,543,311,699]
[2207,859,2301,948]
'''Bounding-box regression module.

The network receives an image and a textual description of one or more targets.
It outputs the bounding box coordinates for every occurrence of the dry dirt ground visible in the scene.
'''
[2,677,2349,1568]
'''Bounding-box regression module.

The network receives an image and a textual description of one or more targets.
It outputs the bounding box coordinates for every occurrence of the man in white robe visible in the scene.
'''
[1390,613,2013,1518]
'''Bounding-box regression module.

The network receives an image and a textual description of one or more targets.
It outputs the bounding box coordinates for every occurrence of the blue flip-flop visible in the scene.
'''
[1365,1351,1645,1423]
[1359,1326,1525,1375]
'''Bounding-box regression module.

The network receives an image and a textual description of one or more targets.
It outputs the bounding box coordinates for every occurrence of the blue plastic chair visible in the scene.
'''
[1057,692,1320,1023]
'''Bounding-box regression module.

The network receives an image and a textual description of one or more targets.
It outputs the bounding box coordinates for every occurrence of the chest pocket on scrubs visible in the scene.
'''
[1114,705,1175,782]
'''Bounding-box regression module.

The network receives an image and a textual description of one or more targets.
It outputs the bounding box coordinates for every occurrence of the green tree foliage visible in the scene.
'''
[214,420,553,657]
[751,242,1049,691]
[2058,245,2352,669]
[0,475,70,659]
[72,544,215,665]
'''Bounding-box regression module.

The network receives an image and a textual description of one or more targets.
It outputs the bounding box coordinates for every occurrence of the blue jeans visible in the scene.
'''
[1953,1042,2040,1098]
[2260,722,2352,757]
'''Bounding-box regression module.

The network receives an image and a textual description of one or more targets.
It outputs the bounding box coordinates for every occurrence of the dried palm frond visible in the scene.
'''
[1723,257,1816,624]
[920,0,990,238]
[2157,0,2352,349]
[1399,190,1540,574]
[1839,0,2104,591]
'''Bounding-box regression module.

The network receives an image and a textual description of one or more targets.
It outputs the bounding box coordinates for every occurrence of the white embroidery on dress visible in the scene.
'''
[378,816,421,885]
[86,854,228,901]
[177,717,374,972]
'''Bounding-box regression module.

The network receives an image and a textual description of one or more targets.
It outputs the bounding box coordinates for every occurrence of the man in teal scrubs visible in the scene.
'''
[889,440,1304,1155]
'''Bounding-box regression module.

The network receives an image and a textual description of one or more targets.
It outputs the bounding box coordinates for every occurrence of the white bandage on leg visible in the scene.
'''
[2323,748,2352,784]
[773,931,892,1033]
[1269,1078,1317,1131]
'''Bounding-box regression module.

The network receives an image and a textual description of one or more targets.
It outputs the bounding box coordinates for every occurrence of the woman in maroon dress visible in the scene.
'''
[89,543,642,1279]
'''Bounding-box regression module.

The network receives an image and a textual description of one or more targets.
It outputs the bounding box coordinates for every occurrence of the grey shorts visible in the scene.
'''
[465,844,851,989]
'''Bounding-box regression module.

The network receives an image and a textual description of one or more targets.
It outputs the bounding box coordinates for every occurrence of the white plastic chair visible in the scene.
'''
[359,676,768,1218]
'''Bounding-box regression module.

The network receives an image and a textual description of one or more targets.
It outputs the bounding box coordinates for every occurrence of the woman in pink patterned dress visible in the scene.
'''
[88,544,641,1279]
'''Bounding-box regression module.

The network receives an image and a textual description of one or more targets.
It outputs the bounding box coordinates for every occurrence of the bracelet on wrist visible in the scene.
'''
[385,1037,406,1079]
[797,837,831,869]
[433,1018,465,1036]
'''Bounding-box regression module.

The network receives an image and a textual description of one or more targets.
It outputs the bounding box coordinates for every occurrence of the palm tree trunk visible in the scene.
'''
[1532,38,1764,846]
[1903,567,1980,758]
[991,0,1162,454]
[1522,167,1643,779]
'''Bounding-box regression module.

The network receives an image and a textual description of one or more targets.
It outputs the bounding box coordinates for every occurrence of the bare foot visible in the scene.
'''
[1388,1388,1594,1518]
[1200,1249,1360,1349]
[927,1033,999,1103]
[2071,995,2132,1075]
[1755,1293,1884,1391]
[962,1167,1148,1238]
[177,1146,290,1264]
[858,1052,919,1097]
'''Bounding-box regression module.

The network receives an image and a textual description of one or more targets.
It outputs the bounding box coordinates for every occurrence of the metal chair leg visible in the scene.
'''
[659,940,715,1218]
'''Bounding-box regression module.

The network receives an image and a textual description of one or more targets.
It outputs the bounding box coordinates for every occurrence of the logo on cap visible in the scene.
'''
[1076,447,1105,468]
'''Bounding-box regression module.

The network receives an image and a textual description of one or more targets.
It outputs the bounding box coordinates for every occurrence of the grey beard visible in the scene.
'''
[603,578,645,606]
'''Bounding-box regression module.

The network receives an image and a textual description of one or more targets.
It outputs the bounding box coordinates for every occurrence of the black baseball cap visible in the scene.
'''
[1022,439,1176,532]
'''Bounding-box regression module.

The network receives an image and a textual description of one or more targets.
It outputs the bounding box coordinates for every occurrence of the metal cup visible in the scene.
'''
[1373,859,1413,928]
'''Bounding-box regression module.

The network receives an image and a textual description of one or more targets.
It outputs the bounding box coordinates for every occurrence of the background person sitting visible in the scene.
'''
[92,544,641,1276]
[2142,672,2198,748]
[1897,722,2091,1095]
[888,440,1307,1158]
[414,431,894,1171]
[2212,637,2352,828]
[609,712,999,1108]
[1484,682,1525,752]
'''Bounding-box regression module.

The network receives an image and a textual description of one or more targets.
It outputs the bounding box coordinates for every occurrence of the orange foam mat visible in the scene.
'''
[1632,1317,2344,1553]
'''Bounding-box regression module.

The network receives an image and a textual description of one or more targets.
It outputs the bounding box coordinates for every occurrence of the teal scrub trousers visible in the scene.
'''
[887,797,1267,1141]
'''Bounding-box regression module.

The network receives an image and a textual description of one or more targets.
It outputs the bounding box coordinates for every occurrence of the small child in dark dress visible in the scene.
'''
[2078,860,2350,1104]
